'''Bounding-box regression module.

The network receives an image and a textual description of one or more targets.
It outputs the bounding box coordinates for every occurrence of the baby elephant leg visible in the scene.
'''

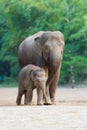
[37,88,43,105]
[24,88,33,105]
[37,87,51,105]
[16,88,24,105]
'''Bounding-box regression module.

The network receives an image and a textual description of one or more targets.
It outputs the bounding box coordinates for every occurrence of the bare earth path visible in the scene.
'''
[0,87,87,130]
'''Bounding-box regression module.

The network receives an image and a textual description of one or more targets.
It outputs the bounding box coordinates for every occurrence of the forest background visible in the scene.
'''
[0,0,87,85]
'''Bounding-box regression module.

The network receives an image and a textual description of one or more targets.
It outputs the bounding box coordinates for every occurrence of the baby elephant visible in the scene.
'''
[16,64,50,105]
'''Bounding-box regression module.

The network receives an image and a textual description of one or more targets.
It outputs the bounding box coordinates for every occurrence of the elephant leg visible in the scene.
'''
[24,90,27,105]
[39,85,51,105]
[49,75,58,105]
[24,88,33,105]
[16,88,24,105]
[44,85,51,105]
[37,88,43,105]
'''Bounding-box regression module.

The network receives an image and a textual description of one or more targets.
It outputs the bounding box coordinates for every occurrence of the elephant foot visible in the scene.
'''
[37,103,43,106]
[44,99,52,105]
[51,98,56,105]
[16,103,21,105]
[44,102,52,105]
[16,100,21,105]
[44,97,52,105]
[37,100,43,105]
[24,101,32,105]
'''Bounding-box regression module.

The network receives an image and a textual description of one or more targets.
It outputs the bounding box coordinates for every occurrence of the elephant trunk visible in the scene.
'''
[46,52,62,86]
[46,62,61,86]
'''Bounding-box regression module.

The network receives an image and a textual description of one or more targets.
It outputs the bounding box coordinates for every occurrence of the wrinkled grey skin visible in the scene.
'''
[16,64,50,105]
[18,31,65,104]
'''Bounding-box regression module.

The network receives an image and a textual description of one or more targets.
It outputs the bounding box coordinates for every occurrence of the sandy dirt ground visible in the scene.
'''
[0,86,87,130]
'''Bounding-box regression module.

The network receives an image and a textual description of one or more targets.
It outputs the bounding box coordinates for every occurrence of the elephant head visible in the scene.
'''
[29,69,47,87]
[35,31,65,86]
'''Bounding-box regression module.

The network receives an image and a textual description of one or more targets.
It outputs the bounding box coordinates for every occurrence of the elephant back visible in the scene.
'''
[18,31,44,67]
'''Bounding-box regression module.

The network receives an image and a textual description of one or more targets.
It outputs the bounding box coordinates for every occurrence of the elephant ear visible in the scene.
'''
[35,37,40,43]
[29,70,35,81]
[30,70,38,81]
[34,37,41,49]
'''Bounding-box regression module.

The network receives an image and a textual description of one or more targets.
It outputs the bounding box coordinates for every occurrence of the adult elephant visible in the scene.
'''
[18,31,65,104]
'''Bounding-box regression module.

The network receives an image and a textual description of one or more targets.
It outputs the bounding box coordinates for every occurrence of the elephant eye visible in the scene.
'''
[34,73,37,77]
[58,42,62,46]
[45,45,50,53]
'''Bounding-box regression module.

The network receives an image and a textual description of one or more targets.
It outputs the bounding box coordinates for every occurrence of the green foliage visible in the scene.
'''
[0,0,87,83]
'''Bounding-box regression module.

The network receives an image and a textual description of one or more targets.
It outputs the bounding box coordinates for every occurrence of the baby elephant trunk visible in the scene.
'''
[38,81,51,105]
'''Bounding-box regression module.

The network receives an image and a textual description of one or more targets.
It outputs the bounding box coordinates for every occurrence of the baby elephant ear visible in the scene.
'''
[29,70,34,81]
